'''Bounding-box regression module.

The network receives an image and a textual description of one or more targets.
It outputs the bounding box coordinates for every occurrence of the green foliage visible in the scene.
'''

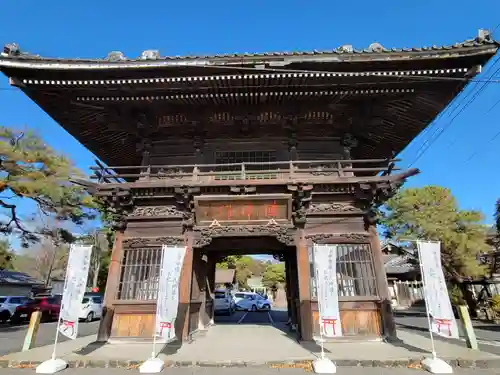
[448,284,465,305]
[0,126,97,247]
[216,255,267,289]
[380,186,489,281]
[262,263,285,290]
[0,239,15,270]
[491,295,500,313]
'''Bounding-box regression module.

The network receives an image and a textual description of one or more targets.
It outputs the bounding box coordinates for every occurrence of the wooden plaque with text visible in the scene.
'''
[194,195,292,225]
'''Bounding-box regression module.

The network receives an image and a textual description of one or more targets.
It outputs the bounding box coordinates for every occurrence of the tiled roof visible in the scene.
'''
[0,271,43,286]
[383,254,417,275]
[1,30,498,64]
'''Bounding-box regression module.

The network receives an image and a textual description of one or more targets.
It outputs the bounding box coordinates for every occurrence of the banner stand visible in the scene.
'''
[140,248,166,374]
[36,244,93,374]
[35,317,67,374]
[140,244,185,374]
[415,240,453,375]
[312,253,337,374]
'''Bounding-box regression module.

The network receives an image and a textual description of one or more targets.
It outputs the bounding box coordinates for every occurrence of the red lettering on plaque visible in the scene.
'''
[266,201,277,218]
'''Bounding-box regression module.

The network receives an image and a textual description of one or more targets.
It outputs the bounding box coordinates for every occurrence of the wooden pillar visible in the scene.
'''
[207,256,216,324]
[176,231,194,342]
[289,251,299,329]
[368,224,397,340]
[284,257,292,322]
[197,253,209,330]
[296,230,313,341]
[189,249,202,334]
[97,231,124,342]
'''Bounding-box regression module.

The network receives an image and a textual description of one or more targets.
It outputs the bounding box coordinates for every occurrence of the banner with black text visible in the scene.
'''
[313,243,342,338]
[59,244,93,340]
[155,245,187,340]
[417,241,459,339]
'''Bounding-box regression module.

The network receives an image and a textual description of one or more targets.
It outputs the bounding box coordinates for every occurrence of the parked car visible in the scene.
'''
[10,295,62,323]
[214,288,235,315]
[79,294,103,322]
[0,296,32,322]
[234,292,272,311]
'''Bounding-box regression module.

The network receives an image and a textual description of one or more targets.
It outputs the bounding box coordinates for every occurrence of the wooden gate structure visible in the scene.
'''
[0,30,497,342]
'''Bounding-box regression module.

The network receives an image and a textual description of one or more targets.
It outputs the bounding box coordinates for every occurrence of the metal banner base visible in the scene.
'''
[421,357,453,374]
[312,358,337,374]
[35,358,68,374]
[139,358,165,373]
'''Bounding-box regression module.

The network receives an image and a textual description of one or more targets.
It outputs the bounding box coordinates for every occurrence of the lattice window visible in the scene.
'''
[214,150,277,180]
[309,243,378,299]
[117,247,162,300]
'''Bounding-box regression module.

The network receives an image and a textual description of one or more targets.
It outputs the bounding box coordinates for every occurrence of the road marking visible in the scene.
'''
[237,312,248,324]
[267,311,274,325]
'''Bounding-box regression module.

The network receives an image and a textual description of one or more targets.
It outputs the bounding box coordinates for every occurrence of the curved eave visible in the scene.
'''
[0,43,498,71]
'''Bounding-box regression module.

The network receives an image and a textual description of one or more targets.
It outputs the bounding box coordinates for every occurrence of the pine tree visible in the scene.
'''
[0,126,97,247]
[380,186,489,281]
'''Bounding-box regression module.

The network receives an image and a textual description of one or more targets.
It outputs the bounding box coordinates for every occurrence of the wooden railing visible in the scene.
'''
[90,158,400,184]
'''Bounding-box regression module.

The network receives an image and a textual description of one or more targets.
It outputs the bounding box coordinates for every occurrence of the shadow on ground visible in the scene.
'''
[0,322,28,333]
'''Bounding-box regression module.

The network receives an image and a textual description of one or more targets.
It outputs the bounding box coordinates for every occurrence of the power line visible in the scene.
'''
[435,59,500,153]
[406,56,500,167]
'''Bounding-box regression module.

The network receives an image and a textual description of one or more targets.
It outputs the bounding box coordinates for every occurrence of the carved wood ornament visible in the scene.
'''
[129,205,184,218]
[123,236,186,248]
[193,222,295,248]
[306,232,370,244]
[307,202,360,214]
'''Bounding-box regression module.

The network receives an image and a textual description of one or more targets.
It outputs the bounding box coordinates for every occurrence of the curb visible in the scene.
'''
[2,358,500,370]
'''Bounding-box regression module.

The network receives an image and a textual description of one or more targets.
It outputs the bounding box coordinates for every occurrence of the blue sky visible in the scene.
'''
[0,0,499,237]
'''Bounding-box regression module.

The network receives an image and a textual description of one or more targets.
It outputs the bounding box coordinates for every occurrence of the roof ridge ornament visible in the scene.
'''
[106,51,126,62]
[2,43,20,57]
[368,42,385,53]
[478,29,492,42]
[337,44,353,53]
[140,50,160,60]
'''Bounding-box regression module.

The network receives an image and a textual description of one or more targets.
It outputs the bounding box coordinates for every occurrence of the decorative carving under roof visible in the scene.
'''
[306,232,370,244]
[194,222,295,248]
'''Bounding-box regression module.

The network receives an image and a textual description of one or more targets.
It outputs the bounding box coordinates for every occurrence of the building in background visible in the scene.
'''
[0,271,43,297]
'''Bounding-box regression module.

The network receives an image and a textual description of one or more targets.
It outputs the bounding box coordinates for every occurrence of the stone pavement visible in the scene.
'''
[2,324,500,369]
[0,367,499,375]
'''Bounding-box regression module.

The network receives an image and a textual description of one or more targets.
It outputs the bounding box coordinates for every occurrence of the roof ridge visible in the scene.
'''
[2,30,499,63]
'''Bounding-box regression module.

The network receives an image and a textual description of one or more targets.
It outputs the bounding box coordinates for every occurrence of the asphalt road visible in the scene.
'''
[214,307,289,325]
[0,320,100,357]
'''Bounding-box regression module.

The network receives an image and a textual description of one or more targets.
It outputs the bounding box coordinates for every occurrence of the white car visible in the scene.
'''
[79,295,103,322]
[214,288,235,315]
[0,296,31,322]
[234,292,272,312]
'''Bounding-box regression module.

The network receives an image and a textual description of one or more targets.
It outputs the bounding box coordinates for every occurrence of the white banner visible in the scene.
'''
[313,244,342,338]
[58,244,93,340]
[417,241,459,339]
[155,245,187,340]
